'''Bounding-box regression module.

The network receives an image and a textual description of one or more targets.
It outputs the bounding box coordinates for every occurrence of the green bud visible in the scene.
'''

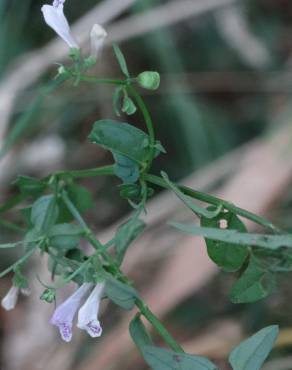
[122,96,137,115]
[83,56,97,69]
[137,71,160,90]
[69,47,81,62]
[40,288,56,303]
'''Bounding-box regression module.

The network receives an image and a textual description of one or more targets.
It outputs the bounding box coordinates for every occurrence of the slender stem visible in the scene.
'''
[79,76,125,85]
[145,173,280,233]
[61,190,121,274]
[0,219,25,233]
[136,298,184,353]
[0,248,35,278]
[55,165,115,180]
[127,86,156,170]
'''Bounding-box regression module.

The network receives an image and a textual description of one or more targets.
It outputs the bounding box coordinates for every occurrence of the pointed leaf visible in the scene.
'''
[229,326,279,370]
[230,256,276,303]
[130,315,153,353]
[143,347,218,370]
[113,43,130,77]
[105,277,138,310]
[201,207,249,272]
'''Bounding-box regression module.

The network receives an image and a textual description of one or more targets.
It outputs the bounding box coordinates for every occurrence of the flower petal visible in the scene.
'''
[50,283,93,342]
[77,282,105,338]
[1,286,20,311]
[41,4,79,48]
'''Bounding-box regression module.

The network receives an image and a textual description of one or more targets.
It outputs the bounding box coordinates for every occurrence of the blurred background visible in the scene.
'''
[1,0,292,369]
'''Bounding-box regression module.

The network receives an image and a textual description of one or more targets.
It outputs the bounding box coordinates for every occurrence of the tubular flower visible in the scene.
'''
[77,282,105,338]
[90,24,107,59]
[41,0,79,48]
[50,283,93,342]
[1,286,20,311]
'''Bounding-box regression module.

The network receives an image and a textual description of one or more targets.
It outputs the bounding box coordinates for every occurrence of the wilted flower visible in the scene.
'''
[90,24,107,59]
[1,286,20,311]
[50,283,93,342]
[41,0,79,48]
[77,282,105,337]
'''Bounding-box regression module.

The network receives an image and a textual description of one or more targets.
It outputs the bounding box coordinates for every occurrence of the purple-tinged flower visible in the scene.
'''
[41,0,79,49]
[1,286,20,311]
[50,283,93,342]
[90,24,107,59]
[77,282,105,338]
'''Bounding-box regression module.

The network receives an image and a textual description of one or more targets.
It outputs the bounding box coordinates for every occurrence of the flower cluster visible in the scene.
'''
[41,0,107,58]
[50,282,105,342]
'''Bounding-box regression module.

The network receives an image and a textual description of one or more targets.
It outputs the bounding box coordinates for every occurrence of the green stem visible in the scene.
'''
[79,76,125,85]
[145,173,280,233]
[55,165,115,180]
[127,86,156,170]
[0,248,36,278]
[0,220,25,233]
[136,298,184,353]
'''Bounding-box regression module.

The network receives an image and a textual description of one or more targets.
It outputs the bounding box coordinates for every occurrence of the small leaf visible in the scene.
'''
[229,325,279,370]
[31,195,59,233]
[122,96,137,116]
[58,183,93,223]
[105,277,138,310]
[162,172,222,219]
[115,217,146,263]
[48,223,83,250]
[230,256,276,303]
[130,315,153,353]
[201,208,249,272]
[113,86,123,117]
[88,120,150,164]
[113,43,130,77]
[143,347,218,370]
[15,176,46,196]
[113,153,140,183]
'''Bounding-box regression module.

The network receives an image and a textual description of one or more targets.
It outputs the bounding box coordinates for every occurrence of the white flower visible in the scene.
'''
[41,0,79,48]
[90,24,107,59]
[50,283,93,342]
[1,286,20,311]
[77,282,105,337]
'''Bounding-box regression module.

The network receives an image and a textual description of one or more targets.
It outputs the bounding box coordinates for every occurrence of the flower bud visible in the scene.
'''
[40,288,56,303]
[122,96,137,116]
[90,24,107,60]
[137,71,160,90]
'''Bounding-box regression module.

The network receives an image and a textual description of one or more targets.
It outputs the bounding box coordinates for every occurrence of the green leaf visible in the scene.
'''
[105,277,138,310]
[143,347,218,370]
[230,256,276,303]
[12,266,28,289]
[113,86,123,117]
[122,96,137,116]
[115,217,146,263]
[229,325,279,370]
[201,208,249,272]
[58,183,93,223]
[130,315,153,353]
[161,172,222,219]
[170,223,292,250]
[24,228,42,251]
[31,195,59,233]
[88,120,149,164]
[15,176,46,196]
[113,43,130,77]
[113,153,140,183]
[48,223,83,250]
